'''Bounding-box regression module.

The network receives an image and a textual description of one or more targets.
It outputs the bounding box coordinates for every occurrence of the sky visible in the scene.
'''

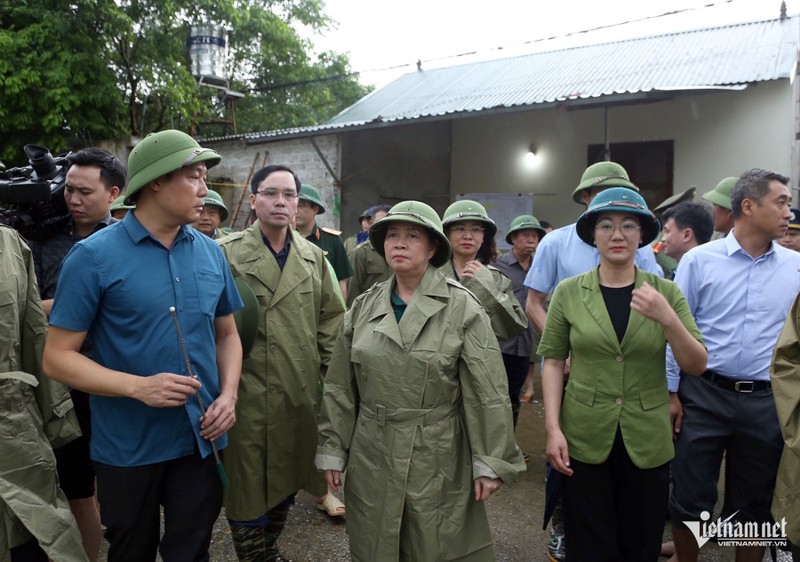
[308,0,798,89]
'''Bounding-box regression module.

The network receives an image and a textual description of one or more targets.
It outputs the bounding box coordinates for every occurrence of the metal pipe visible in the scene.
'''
[169,307,229,488]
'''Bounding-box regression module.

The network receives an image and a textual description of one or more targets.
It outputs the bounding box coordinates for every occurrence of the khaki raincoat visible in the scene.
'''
[439,262,528,341]
[347,241,390,306]
[0,225,85,561]
[771,293,800,544]
[218,225,345,520]
[317,266,525,561]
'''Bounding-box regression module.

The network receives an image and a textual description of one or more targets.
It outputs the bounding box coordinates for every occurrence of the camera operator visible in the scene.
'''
[29,147,125,562]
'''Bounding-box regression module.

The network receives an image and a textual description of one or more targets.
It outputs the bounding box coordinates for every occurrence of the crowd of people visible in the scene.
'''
[3,128,800,562]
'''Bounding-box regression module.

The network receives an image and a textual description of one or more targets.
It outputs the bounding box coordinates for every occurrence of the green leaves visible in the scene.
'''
[0,0,367,165]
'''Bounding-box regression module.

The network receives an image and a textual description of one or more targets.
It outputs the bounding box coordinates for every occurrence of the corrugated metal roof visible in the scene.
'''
[329,15,799,125]
[203,16,798,144]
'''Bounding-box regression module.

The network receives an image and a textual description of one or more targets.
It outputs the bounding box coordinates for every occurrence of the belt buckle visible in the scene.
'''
[376,404,386,427]
[734,380,754,393]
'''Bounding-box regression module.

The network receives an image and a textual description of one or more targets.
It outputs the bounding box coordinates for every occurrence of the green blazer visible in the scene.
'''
[538,267,702,469]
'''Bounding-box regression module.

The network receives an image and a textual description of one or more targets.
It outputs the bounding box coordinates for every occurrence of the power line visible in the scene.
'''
[253,0,772,92]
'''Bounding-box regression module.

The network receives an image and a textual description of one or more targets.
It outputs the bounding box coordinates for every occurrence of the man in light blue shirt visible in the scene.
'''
[667,169,800,562]
[524,162,662,335]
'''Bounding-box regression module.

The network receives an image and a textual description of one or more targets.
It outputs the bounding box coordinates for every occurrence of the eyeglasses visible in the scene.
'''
[450,225,485,235]
[256,189,298,201]
[594,220,641,235]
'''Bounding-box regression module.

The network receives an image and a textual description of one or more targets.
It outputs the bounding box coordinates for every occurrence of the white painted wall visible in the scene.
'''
[451,80,794,228]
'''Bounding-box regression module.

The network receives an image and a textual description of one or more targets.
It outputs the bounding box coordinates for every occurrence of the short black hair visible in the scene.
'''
[731,169,790,219]
[661,202,714,245]
[67,147,127,191]
[250,164,301,194]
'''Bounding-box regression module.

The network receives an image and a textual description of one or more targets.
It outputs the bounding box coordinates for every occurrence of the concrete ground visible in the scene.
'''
[102,374,790,560]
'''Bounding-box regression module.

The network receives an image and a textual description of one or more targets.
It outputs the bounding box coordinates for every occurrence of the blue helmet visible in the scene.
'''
[575,187,660,247]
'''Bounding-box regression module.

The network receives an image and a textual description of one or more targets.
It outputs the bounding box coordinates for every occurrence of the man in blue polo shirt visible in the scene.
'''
[43,130,244,561]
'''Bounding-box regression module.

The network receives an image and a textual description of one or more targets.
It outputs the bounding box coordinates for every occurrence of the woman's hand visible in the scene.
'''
[631,282,676,326]
[474,476,503,501]
[546,428,574,476]
[460,260,485,280]
[324,470,343,491]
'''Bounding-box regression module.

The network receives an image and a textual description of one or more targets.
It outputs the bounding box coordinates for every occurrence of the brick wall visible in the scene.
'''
[205,134,342,230]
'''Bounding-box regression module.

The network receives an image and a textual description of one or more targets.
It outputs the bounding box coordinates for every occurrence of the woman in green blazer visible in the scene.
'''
[538,187,707,561]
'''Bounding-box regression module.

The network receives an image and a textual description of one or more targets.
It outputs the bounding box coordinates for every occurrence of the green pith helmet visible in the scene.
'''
[124,130,222,206]
[571,161,638,205]
[203,189,229,222]
[575,187,660,248]
[233,278,259,358]
[110,194,135,212]
[369,200,452,268]
[441,199,498,239]
[299,184,325,214]
[654,186,696,214]
[702,177,737,210]
[505,214,546,244]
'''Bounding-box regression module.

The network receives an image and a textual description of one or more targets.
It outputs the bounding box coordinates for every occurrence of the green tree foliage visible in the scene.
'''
[0,0,369,165]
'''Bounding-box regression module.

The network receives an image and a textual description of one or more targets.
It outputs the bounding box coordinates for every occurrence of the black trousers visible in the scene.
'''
[501,353,529,426]
[561,429,669,562]
[95,451,223,562]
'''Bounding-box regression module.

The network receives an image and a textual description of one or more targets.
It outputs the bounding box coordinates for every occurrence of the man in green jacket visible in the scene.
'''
[295,183,353,300]
[218,164,345,561]
[347,204,391,306]
[0,224,86,562]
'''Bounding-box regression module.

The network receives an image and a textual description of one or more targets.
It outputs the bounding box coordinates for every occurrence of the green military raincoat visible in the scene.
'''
[0,225,85,561]
[218,224,345,520]
[317,266,525,561]
[439,262,528,341]
[771,293,800,544]
[347,241,390,306]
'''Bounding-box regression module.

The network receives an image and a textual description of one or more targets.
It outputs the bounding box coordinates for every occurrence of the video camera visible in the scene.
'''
[0,144,70,241]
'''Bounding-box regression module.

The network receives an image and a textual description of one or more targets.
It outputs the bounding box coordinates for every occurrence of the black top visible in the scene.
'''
[599,283,635,343]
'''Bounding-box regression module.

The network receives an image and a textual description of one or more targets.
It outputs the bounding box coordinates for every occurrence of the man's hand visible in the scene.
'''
[200,392,237,441]
[132,373,200,407]
[669,392,683,440]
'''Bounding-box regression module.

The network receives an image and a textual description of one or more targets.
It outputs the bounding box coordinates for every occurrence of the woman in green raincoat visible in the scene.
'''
[316,201,525,562]
[440,199,529,425]
[440,200,527,341]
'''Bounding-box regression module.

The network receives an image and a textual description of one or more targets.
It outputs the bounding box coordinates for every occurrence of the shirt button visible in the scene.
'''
[615,397,623,406]
[176,277,180,282]
[616,355,624,363]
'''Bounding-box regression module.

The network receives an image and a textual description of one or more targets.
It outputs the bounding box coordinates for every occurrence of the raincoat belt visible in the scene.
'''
[359,403,460,427]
